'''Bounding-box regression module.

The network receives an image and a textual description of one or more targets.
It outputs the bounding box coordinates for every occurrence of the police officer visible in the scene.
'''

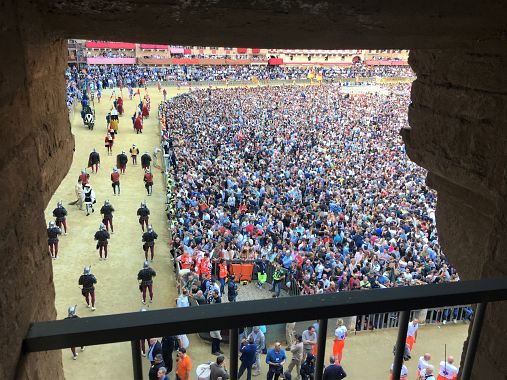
[79,266,97,311]
[138,261,157,304]
[65,306,85,359]
[52,201,68,235]
[116,151,128,174]
[227,274,238,302]
[137,201,150,231]
[141,151,152,170]
[142,225,158,261]
[100,200,115,233]
[47,220,62,259]
[94,223,110,260]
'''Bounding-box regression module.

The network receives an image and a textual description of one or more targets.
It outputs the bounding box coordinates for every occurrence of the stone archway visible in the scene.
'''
[2,1,507,379]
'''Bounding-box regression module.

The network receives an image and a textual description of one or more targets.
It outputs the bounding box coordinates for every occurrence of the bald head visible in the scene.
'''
[447,356,454,364]
[426,365,434,374]
[424,353,431,361]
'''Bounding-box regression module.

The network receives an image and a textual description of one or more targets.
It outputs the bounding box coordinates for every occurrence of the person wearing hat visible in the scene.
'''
[94,223,110,260]
[116,150,128,174]
[47,220,62,259]
[64,306,85,360]
[144,168,154,196]
[138,261,157,304]
[100,200,115,233]
[82,183,96,216]
[141,151,152,170]
[87,148,101,174]
[52,200,68,235]
[110,167,121,196]
[176,347,192,380]
[78,168,89,188]
[149,354,165,380]
[130,144,140,165]
[78,266,97,311]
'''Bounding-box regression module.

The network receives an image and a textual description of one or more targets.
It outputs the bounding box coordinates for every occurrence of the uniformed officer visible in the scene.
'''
[52,201,68,235]
[94,223,110,260]
[138,261,157,304]
[79,266,97,311]
[47,220,62,259]
[65,306,85,359]
[100,200,115,233]
[142,225,158,261]
[137,201,150,231]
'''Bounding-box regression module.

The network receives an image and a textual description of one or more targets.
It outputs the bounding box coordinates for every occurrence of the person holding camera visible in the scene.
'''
[266,342,286,380]
[238,336,257,380]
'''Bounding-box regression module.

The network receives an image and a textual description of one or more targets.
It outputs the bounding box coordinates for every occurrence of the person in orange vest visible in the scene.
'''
[332,319,347,364]
[218,258,228,293]
[199,253,212,280]
[406,319,419,351]
[178,251,193,270]
[110,167,120,196]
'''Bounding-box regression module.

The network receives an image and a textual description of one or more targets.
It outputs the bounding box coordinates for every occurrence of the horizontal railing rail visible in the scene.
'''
[23,277,507,353]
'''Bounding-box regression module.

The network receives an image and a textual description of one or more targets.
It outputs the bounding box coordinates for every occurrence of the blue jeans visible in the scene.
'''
[273,280,282,297]
[211,338,221,353]
[238,362,253,380]
[267,365,283,380]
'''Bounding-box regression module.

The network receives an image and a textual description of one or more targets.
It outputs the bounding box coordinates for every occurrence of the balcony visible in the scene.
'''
[23,278,507,380]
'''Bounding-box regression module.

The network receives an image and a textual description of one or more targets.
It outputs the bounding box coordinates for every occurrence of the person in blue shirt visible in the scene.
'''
[238,336,257,380]
[266,342,286,380]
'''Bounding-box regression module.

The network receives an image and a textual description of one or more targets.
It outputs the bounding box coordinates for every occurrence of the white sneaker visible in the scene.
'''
[87,304,91,308]
[149,299,153,303]
[443,320,447,325]
[91,306,96,311]
[142,300,146,305]
[64,232,68,236]
[453,319,458,324]
[73,354,78,360]
[81,347,86,352]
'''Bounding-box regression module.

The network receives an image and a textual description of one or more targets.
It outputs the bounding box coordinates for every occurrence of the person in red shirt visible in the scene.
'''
[179,252,193,270]
[79,169,90,189]
[199,253,212,280]
[144,169,154,196]
[110,167,120,196]
[104,133,114,155]
[134,115,143,134]
[218,258,228,293]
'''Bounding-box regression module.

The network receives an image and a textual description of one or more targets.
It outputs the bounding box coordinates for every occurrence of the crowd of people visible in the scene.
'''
[76,63,414,88]
[158,83,459,302]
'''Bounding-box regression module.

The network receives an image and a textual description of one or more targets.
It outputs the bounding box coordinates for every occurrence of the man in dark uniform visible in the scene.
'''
[100,200,115,233]
[141,151,152,170]
[94,223,110,260]
[53,200,68,235]
[228,274,239,302]
[65,306,85,359]
[79,266,97,311]
[47,220,62,259]
[142,224,158,261]
[138,260,157,304]
[137,201,150,231]
[88,148,101,174]
[116,151,128,174]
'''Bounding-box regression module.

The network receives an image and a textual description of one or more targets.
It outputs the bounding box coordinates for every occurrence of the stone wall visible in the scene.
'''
[0,1,73,379]
[404,49,507,379]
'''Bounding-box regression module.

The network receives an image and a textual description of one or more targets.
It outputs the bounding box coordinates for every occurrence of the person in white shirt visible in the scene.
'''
[417,353,431,378]
[438,356,458,380]
[332,319,347,363]
[389,362,408,379]
[420,365,436,380]
[406,319,419,351]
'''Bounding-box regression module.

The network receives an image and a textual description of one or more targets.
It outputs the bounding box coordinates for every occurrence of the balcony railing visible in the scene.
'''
[23,277,507,380]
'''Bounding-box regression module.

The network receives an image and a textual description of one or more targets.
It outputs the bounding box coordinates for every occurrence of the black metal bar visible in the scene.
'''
[131,340,143,380]
[229,328,239,380]
[460,302,487,380]
[22,278,507,353]
[314,319,328,380]
[392,310,410,380]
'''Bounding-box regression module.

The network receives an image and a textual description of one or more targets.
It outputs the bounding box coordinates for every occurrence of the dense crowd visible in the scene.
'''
[78,63,414,88]
[159,84,458,300]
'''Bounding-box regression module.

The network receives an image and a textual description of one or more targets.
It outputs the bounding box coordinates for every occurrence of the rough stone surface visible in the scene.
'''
[405,48,507,379]
[2,1,507,379]
[0,1,73,379]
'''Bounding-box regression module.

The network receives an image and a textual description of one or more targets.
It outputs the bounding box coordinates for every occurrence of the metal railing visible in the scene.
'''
[22,277,507,380]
